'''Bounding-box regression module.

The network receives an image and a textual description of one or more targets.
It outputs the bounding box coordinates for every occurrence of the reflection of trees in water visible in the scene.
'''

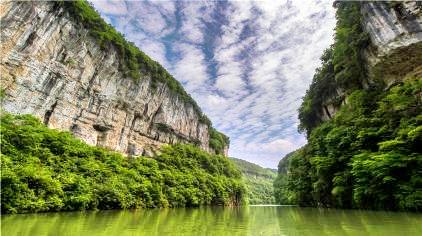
[37,207,251,236]
[138,207,251,235]
[275,207,422,236]
[2,207,422,236]
[246,206,282,235]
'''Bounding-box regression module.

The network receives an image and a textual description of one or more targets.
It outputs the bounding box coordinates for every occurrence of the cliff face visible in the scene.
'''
[362,1,422,86]
[319,1,422,122]
[280,2,421,211]
[0,1,226,156]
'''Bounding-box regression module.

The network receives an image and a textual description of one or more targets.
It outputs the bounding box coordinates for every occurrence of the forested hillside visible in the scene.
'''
[231,158,277,204]
[0,113,246,213]
[274,2,422,211]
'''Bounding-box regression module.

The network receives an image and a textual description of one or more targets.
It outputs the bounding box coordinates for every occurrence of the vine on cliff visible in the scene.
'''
[209,128,230,155]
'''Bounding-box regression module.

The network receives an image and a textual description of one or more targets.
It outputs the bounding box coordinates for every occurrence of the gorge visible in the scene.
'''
[0,1,421,233]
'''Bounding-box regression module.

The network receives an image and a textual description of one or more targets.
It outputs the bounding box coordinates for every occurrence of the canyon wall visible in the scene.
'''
[319,1,422,121]
[0,1,227,156]
[362,1,422,86]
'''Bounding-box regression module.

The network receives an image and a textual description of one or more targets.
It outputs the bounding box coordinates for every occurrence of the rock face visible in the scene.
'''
[362,1,422,85]
[318,2,422,122]
[0,1,224,156]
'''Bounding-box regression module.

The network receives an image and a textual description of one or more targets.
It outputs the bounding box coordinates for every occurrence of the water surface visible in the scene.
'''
[2,206,421,236]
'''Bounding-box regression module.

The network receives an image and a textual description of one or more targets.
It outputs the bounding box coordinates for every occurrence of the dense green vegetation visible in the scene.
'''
[275,2,422,211]
[273,152,294,205]
[0,113,246,214]
[209,128,230,155]
[231,158,277,204]
[279,79,422,211]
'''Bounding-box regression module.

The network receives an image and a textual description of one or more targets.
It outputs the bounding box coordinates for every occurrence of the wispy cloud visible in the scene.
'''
[173,42,209,92]
[91,0,336,168]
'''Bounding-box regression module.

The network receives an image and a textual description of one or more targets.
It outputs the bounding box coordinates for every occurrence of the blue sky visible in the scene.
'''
[91,0,336,168]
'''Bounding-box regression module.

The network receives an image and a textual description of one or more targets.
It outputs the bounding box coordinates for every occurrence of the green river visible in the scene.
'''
[2,206,421,236]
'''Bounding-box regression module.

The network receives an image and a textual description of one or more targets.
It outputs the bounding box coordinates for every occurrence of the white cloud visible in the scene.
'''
[179,2,216,43]
[173,43,209,92]
[138,39,169,68]
[92,0,336,168]
[91,0,128,15]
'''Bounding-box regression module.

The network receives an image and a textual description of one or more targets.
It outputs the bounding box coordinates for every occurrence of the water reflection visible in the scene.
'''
[2,206,422,236]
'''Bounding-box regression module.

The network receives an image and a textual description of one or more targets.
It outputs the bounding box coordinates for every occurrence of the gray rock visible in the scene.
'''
[362,1,422,84]
[0,1,226,156]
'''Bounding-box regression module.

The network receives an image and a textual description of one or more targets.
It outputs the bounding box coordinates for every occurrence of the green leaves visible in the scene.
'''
[0,114,246,213]
[350,152,421,210]
[276,79,422,211]
[208,128,230,155]
[279,0,421,211]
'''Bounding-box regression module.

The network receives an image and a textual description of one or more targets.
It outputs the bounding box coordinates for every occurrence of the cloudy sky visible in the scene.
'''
[91,0,336,168]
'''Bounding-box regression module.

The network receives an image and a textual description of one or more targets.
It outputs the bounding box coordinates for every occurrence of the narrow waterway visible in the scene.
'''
[2,206,421,236]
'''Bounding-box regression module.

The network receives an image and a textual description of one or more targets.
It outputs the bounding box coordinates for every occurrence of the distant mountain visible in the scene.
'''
[231,158,277,204]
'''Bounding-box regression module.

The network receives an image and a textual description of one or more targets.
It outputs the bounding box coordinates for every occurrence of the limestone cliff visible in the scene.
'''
[319,1,421,122]
[0,1,228,156]
[362,1,422,86]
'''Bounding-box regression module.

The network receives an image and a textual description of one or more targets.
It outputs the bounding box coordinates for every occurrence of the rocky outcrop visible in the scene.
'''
[318,2,422,122]
[362,1,422,85]
[0,1,225,156]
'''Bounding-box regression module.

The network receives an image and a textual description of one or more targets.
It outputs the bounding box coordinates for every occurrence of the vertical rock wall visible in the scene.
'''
[0,1,223,156]
[362,1,422,85]
[318,1,421,122]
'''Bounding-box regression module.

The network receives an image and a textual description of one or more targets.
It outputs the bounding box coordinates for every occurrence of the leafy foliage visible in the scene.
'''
[332,2,369,89]
[276,2,421,211]
[231,158,277,204]
[298,48,337,134]
[276,79,422,211]
[209,128,230,155]
[273,151,297,205]
[0,113,246,213]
